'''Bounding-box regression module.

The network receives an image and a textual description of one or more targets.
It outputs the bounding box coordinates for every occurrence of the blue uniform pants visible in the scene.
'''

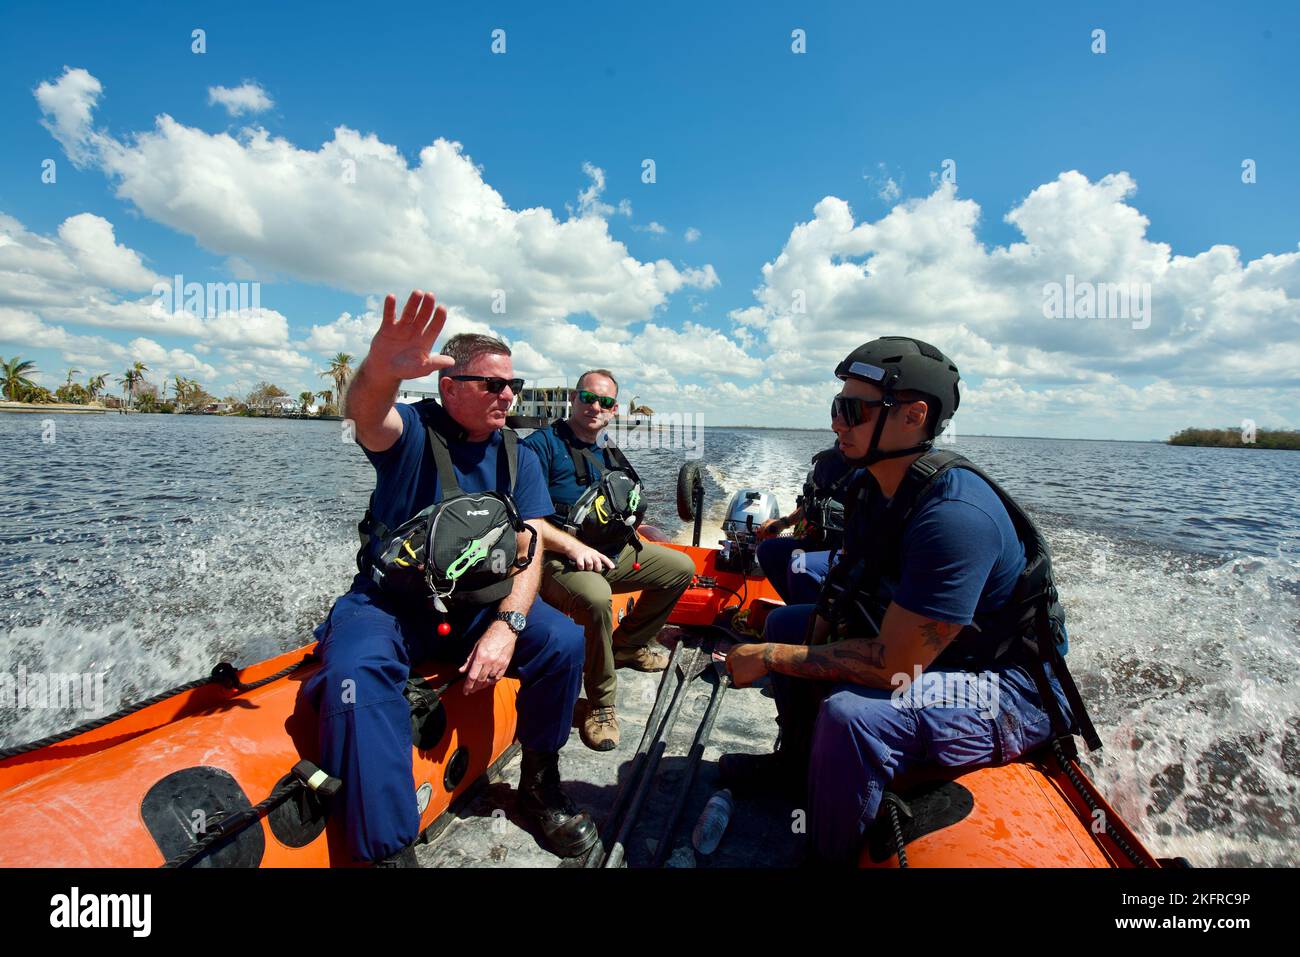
[305,575,584,862]
[756,536,833,605]
[763,604,1072,864]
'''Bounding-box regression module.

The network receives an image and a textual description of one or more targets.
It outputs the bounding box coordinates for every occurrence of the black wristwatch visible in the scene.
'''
[495,611,527,635]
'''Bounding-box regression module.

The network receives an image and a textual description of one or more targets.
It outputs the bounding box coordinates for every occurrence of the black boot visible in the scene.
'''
[719,701,815,800]
[718,750,806,801]
[372,843,419,868]
[516,748,599,858]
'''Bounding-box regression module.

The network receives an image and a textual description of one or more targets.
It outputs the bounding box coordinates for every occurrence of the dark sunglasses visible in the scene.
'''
[576,389,616,410]
[831,394,917,427]
[449,375,524,394]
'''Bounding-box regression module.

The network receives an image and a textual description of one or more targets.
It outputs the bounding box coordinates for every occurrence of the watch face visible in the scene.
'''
[503,611,526,632]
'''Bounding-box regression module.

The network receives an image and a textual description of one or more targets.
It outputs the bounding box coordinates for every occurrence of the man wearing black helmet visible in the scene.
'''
[721,337,1095,865]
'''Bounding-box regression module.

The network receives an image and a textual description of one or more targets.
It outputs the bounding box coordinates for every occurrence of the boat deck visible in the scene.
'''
[414,633,805,868]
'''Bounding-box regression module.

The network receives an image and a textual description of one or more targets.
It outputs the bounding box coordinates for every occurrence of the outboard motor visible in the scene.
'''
[717,488,780,574]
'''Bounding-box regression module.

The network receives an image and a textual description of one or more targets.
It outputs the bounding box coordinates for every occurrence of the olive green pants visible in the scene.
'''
[540,542,696,708]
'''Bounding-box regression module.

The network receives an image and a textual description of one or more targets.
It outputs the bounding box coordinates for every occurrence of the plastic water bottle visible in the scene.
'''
[691,788,734,855]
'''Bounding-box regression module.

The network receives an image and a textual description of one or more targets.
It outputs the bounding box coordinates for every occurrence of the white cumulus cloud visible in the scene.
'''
[33,68,717,329]
[207,82,274,117]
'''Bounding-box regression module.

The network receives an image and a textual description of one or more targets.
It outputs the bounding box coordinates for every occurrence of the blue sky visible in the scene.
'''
[2,1,1297,438]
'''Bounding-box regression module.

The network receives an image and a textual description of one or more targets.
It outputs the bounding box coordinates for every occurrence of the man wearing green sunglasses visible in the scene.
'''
[522,370,696,751]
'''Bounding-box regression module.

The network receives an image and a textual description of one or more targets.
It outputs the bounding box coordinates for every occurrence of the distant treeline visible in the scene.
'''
[1169,428,1300,450]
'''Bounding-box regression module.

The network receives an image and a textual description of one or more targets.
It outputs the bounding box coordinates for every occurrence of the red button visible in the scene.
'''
[437,622,451,636]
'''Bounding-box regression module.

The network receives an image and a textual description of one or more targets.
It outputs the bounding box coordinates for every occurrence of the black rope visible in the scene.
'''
[885,798,909,869]
[1051,739,1151,869]
[0,653,318,762]
[160,771,307,868]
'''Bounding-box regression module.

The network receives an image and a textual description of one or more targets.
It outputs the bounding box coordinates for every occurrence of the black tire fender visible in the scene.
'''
[677,462,702,522]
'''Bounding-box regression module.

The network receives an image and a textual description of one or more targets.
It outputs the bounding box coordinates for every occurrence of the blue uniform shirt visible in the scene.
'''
[851,467,1027,633]
[362,401,554,547]
[520,422,621,519]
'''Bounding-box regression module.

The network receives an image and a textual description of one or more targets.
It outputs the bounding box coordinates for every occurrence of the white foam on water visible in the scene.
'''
[1047,523,1300,866]
[1,504,357,748]
[694,431,823,538]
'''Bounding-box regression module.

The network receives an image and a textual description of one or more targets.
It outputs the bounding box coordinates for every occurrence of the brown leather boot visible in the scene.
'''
[516,749,599,857]
[579,702,620,752]
[613,643,670,672]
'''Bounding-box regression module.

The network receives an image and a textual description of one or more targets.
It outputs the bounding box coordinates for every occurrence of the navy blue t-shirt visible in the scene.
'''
[362,402,554,550]
[521,423,622,518]
[851,467,1026,631]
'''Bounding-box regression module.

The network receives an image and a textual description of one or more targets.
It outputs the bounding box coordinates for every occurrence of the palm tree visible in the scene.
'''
[299,391,315,413]
[117,369,137,407]
[86,373,107,404]
[117,361,150,408]
[171,374,193,411]
[2,357,38,401]
[65,368,81,387]
[320,353,353,411]
[315,389,333,416]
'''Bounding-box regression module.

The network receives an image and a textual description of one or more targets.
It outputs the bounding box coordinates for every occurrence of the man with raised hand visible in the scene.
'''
[306,290,598,865]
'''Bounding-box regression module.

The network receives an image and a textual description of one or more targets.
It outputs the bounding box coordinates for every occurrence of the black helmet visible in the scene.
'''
[834,337,960,465]
[835,336,961,432]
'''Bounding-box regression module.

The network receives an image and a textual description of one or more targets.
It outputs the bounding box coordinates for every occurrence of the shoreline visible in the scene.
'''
[1168,427,1300,451]
[0,401,109,415]
[1,402,1291,446]
[0,400,341,421]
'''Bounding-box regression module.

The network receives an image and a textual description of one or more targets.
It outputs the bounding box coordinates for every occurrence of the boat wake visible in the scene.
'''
[0,504,356,750]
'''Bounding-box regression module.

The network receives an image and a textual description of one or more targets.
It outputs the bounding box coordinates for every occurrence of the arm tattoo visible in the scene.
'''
[786,641,888,683]
[920,620,961,648]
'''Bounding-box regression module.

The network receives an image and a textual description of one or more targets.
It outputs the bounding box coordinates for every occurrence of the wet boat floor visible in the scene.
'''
[415,634,808,868]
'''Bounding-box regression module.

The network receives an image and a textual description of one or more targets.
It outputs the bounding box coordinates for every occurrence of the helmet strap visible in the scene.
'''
[842,392,934,466]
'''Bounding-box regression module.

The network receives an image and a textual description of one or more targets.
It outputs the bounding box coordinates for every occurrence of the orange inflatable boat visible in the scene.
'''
[0,536,1167,868]
[0,539,778,868]
[858,753,1164,868]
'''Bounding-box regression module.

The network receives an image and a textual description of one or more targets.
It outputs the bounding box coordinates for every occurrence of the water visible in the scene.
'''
[2,412,1298,866]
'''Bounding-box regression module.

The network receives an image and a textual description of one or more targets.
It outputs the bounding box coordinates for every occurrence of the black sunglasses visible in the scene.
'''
[831,394,916,427]
[450,375,524,394]
[576,389,616,410]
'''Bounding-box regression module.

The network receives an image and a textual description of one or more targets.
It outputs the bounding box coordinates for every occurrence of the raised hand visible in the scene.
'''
[365,290,455,383]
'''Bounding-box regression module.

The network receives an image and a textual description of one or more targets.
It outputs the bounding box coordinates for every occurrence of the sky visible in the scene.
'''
[1,0,1297,439]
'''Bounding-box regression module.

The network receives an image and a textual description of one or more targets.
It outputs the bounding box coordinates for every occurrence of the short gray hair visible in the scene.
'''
[575,368,619,396]
[439,333,511,379]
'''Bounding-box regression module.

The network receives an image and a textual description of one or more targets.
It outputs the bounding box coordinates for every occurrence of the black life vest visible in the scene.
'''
[356,401,538,611]
[795,447,855,549]
[814,449,1101,751]
[547,419,647,556]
